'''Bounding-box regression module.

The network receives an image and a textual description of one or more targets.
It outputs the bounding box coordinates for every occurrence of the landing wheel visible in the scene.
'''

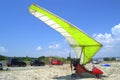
[71,73,76,78]
[95,74,100,78]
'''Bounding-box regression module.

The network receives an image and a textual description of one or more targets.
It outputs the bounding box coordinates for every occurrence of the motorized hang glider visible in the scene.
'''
[29,4,102,65]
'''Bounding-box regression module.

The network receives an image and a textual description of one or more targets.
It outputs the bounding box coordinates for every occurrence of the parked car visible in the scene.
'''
[0,61,3,70]
[51,59,63,65]
[30,60,45,66]
[7,58,26,67]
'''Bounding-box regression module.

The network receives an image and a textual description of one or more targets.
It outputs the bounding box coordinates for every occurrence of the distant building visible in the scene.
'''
[92,58,104,64]
[116,57,120,61]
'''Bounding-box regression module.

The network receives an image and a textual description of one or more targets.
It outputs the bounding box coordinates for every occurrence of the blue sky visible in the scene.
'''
[0,0,120,58]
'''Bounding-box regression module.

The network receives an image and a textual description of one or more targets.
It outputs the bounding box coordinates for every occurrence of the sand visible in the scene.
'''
[0,61,120,80]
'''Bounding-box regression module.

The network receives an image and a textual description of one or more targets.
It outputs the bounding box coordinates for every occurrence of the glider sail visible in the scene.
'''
[29,4,102,64]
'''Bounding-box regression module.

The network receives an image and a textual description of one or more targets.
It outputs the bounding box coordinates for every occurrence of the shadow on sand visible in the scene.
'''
[53,73,107,80]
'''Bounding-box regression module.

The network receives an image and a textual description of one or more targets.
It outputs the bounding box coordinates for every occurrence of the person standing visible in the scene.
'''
[48,57,53,67]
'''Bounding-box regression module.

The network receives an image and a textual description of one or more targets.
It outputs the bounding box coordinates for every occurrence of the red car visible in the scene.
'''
[51,59,63,65]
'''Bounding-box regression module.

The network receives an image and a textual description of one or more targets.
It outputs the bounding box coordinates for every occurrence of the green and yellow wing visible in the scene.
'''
[29,4,102,64]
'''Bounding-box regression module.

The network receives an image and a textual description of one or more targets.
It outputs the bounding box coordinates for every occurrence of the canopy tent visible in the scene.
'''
[29,4,102,65]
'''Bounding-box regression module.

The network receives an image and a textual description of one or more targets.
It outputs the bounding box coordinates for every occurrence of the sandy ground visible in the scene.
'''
[0,61,120,80]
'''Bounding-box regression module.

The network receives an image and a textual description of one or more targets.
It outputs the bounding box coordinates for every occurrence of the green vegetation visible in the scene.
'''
[0,55,6,61]
[0,55,71,66]
[103,57,116,61]
[1,55,119,66]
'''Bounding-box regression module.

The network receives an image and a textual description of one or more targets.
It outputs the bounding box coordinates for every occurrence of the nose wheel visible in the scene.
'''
[71,73,76,78]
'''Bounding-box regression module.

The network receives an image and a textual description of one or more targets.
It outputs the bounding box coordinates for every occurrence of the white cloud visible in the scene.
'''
[93,24,120,57]
[111,24,120,37]
[0,46,7,53]
[37,41,70,58]
[93,33,114,47]
[36,46,42,51]
[48,44,61,49]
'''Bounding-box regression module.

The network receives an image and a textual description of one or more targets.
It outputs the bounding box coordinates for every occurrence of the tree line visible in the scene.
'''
[0,55,71,64]
[0,55,119,65]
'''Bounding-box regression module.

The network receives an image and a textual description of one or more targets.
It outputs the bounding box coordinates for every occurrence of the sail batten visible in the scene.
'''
[29,4,102,64]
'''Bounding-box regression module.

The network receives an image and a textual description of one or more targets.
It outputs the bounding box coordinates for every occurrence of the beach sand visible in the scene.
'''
[0,61,120,80]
